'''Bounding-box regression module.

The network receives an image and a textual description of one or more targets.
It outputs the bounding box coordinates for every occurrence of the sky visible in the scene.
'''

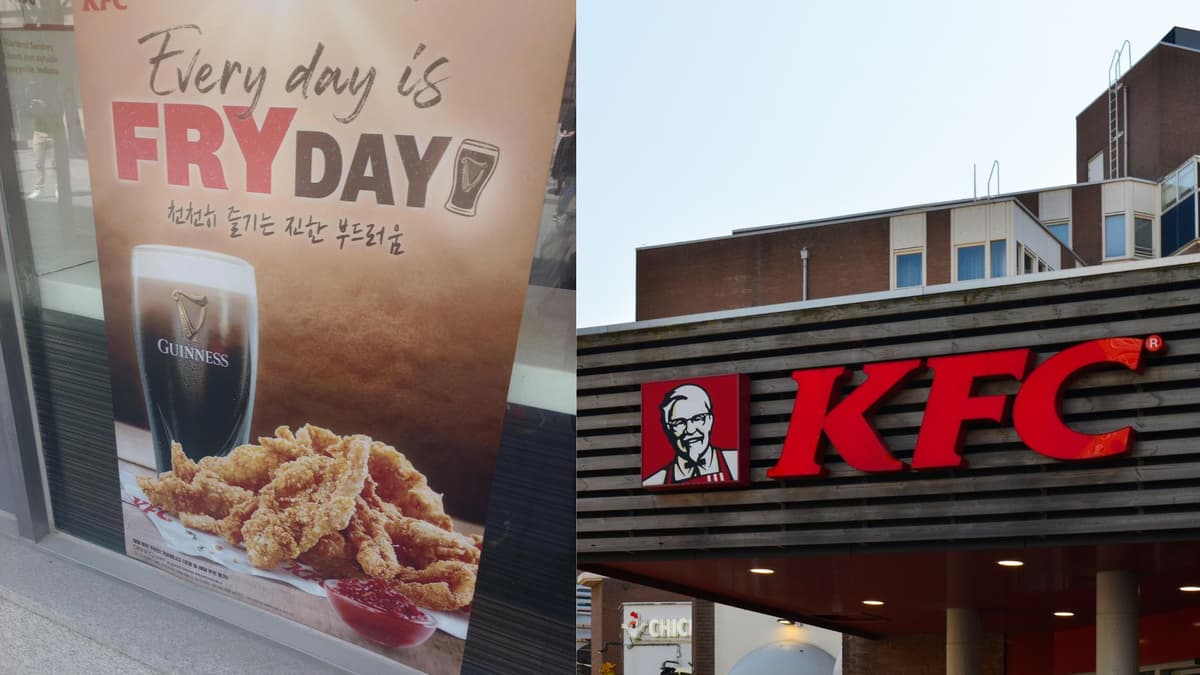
[576,0,1200,328]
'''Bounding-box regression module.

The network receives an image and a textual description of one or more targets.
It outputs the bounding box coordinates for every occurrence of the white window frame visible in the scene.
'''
[953,242,987,282]
[1133,212,1155,258]
[1044,219,1071,247]
[892,248,924,289]
[1088,151,1104,183]
[1103,212,1129,260]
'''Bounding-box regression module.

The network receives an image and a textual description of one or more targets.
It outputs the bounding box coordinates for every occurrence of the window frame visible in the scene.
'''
[954,243,987,282]
[1133,213,1154,258]
[1104,212,1128,260]
[989,240,1007,278]
[1045,220,1070,247]
[893,248,924,289]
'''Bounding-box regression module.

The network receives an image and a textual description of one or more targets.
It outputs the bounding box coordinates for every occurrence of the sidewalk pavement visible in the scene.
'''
[0,531,345,674]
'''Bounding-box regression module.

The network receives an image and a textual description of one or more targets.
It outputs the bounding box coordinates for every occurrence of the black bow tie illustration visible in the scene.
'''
[679,448,710,478]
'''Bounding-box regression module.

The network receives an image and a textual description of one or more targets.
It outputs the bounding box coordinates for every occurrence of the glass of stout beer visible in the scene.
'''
[445,139,500,217]
[132,245,258,472]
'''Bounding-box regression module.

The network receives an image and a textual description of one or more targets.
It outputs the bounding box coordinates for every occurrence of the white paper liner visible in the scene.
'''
[120,470,469,640]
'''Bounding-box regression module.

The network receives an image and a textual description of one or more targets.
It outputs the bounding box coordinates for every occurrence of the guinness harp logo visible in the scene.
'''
[460,155,490,193]
[171,290,208,341]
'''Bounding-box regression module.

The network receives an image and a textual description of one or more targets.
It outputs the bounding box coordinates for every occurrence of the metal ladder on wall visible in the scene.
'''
[1108,40,1132,179]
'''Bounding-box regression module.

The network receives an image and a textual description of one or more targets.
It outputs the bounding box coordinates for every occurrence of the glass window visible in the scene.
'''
[896,252,922,288]
[989,240,1006,278]
[1180,160,1196,199]
[1163,172,1179,210]
[1046,221,1069,246]
[1134,216,1154,257]
[956,245,985,281]
[1105,214,1127,258]
[1088,152,1104,183]
[1023,250,1035,274]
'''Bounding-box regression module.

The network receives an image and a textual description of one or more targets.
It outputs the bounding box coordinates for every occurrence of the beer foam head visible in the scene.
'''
[132,245,256,293]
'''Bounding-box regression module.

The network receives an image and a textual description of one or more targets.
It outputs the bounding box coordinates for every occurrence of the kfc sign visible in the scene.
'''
[641,374,750,491]
[641,337,1164,490]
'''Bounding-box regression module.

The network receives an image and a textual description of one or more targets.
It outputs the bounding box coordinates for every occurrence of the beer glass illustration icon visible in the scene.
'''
[131,245,259,472]
[445,139,500,217]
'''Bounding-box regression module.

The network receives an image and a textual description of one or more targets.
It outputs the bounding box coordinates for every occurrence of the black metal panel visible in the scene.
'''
[463,404,576,675]
[24,309,123,552]
[577,262,1200,561]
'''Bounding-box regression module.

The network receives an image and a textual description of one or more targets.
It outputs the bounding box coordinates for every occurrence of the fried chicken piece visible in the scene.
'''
[297,424,343,455]
[215,498,259,546]
[366,440,453,530]
[137,467,255,520]
[387,515,481,568]
[346,495,402,579]
[196,434,313,493]
[298,533,363,580]
[389,560,478,611]
[240,435,371,570]
[170,443,199,482]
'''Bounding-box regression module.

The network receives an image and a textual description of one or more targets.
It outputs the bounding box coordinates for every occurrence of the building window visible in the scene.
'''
[989,240,1006,278]
[956,244,985,281]
[1088,152,1104,182]
[1105,213,1127,258]
[1180,160,1196,200]
[1163,172,1179,210]
[1023,249,1036,274]
[1161,194,1197,256]
[895,251,923,288]
[1161,158,1196,211]
[1134,215,1154,257]
[1046,221,1069,246]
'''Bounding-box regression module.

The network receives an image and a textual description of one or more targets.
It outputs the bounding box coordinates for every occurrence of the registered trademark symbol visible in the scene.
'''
[1146,335,1165,353]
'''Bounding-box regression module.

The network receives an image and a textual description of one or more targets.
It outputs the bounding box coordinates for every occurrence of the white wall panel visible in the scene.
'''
[1039,189,1071,222]
[890,213,926,251]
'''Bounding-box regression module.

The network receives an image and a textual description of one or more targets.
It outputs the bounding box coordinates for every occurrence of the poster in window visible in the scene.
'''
[72,2,574,671]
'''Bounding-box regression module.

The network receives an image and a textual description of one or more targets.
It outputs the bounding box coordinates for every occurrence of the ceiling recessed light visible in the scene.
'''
[997,560,1024,567]
[776,619,794,625]
[862,600,885,606]
[749,567,775,575]
[1054,611,1075,618]
[1181,586,1200,592]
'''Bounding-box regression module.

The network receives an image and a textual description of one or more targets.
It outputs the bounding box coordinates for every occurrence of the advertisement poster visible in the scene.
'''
[72,2,574,671]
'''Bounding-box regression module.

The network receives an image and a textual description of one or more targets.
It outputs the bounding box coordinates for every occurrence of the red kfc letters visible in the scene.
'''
[766,336,1159,478]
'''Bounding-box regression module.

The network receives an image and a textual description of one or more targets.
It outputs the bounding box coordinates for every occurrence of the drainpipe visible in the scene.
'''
[801,247,809,301]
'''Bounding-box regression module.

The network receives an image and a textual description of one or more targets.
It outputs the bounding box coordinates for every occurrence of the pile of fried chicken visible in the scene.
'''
[135,424,481,612]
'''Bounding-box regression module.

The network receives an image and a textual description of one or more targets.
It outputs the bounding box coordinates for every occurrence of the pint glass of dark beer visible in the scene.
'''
[444,139,500,217]
[132,245,258,471]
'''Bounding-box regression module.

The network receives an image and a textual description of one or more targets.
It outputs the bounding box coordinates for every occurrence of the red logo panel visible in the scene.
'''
[641,373,750,492]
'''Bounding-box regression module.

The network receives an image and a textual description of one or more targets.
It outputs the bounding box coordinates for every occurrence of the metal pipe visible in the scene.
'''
[800,247,809,301]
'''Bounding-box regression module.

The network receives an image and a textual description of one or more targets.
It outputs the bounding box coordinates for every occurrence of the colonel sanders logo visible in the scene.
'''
[641,374,749,491]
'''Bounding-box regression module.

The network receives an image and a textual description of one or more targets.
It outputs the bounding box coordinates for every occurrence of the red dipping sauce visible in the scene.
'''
[325,579,437,648]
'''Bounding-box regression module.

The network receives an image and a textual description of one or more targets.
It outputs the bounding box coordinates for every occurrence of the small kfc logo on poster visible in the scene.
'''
[641,373,750,491]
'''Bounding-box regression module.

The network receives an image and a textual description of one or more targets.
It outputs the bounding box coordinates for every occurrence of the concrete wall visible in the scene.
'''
[714,604,842,675]
[1014,203,1062,269]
